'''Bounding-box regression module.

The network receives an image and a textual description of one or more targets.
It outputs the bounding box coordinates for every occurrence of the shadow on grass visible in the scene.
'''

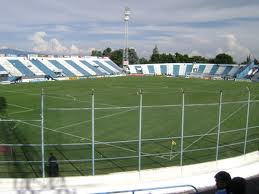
[0,96,41,178]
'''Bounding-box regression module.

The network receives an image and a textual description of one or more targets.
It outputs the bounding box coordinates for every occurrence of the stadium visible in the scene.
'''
[0,55,259,193]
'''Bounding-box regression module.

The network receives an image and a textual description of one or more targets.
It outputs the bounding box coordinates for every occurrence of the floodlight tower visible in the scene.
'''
[123,7,131,67]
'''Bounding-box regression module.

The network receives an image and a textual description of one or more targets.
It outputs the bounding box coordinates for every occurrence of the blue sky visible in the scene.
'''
[0,0,259,62]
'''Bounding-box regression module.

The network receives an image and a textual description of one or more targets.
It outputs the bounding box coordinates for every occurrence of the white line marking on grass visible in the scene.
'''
[7,103,35,115]
[45,94,117,107]
[10,120,88,140]
[169,97,256,160]
[6,116,169,161]
[10,119,139,154]
[6,111,160,158]
[58,108,136,132]
[66,94,77,101]
[8,104,32,110]
[1,90,40,97]
[9,109,35,115]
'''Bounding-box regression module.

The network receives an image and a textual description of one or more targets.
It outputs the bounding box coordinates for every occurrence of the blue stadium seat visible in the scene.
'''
[30,59,57,77]
[209,65,219,75]
[185,64,193,75]
[222,66,233,76]
[197,65,206,74]
[173,65,180,76]
[105,60,122,72]
[8,60,35,77]
[160,65,167,74]
[93,60,114,74]
[147,65,155,74]
[236,62,255,79]
[0,64,6,71]
[49,60,75,77]
[80,60,106,75]
[65,60,91,76]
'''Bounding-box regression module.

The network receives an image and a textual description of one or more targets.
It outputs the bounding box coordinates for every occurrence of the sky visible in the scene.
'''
[0,0,259,62]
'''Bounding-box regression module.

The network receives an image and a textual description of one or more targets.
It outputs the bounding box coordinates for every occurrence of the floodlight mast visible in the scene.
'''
[123,7,130,67]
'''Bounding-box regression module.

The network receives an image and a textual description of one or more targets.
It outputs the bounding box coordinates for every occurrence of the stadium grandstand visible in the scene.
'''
[125,62,259,82]
[0,55,123,83]
[1,55,259,83]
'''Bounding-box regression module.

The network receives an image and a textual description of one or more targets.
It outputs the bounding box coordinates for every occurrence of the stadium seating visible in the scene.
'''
[65,60,92,76]
[79,60,105,75]
[1,56,257,82]
[0,64,7,72]
[185,64,193,75]
[30,59,57,78]
[48,60,79,77]
[104,60,123,72]
[236,62,255,79]
[0,56,122,81]
[8,59,35,77]
[160,65,167,74]
[127,63,250,79]
[173,64,180,76]
[146,65,154,74]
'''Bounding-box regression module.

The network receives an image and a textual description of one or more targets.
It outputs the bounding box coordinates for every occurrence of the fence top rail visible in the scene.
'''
[91,184,199,194]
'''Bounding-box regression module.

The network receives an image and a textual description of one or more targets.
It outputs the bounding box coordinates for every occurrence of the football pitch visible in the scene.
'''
[0,76,259,178]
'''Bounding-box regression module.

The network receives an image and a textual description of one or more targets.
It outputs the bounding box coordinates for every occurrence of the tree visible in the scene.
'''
[150,45,160,63]
[175,52,185,63]
[103,47,112,57]
[128,48,139,64]
[139,57,149,64]
[91,50,102,57]
[190,55,208,63]
[160,53,173,63]
[246,55,251,64]
[214,53,235,64]
[167,53,176,63]
[110,49,123,66]
[153,45,159,55]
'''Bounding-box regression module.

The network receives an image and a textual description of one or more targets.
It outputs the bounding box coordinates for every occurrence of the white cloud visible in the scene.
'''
[0,46,8,49]
[225,34,250,56]
[1,0,259,62]
[216,48,224,55]
[29,32,83,54]
[190,50,202,56]
[51,25,72,32]
[216,34,251,62]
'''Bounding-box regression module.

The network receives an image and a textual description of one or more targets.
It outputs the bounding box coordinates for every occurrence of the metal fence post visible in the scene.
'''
[244,87,251,155]
[138,89,143,174]
[216,90,223,162]
[91,89,95,176]
[41,88,45,178]
[180,89,184,167]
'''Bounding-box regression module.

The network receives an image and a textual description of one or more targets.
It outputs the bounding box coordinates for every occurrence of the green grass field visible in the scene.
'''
[0,76,259,178]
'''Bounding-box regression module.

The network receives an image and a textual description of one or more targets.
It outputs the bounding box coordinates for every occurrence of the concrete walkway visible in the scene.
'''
[0,151,258,193]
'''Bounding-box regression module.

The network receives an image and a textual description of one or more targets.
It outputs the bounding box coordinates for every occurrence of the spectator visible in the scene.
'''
[229,177,246,194]
[48,153,59,177]
[214,171,232,194]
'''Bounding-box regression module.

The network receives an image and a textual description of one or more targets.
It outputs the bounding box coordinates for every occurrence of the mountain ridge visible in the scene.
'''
[0,48,38,56]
